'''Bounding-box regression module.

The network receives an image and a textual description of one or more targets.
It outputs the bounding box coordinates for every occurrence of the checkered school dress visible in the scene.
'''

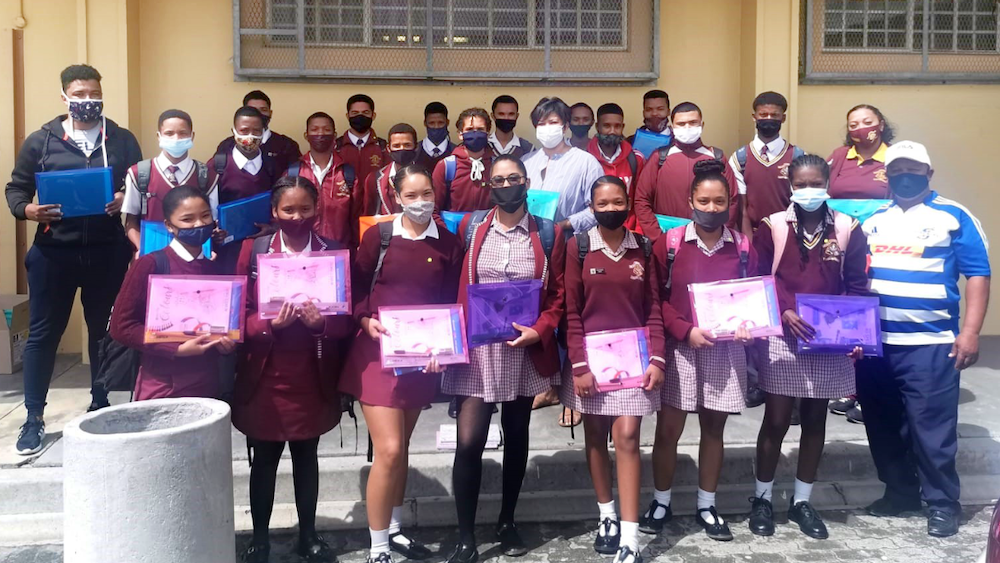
[755,335,855,399]
[558,228,659,417]
[442,214,552,403]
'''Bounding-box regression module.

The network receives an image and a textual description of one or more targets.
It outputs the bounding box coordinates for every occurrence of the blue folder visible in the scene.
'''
[35,167,113,218]
[827,199,891,224]
[139,220,211,257]
[441,211,469,235]
[526,190,559,221]
[655,214,691,232]
[218,192,272,245]
[631,129,672,159]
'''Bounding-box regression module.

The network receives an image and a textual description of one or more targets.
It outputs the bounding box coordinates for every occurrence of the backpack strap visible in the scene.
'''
[791,145,806,161]
[249,234,274,281]
[151,249,170,275]
[287,162,301,177]
[444,155,457,189]
[194,161,209,191]
[767,211,790,276]
[657,145,671,168]
[662,225,685,290]
[533,215,556,258]
[136,159,152,216]
[734,230,750,278]
[462,210,491,250]
[832,211,854,276]
[213,152,228,178]
[574,232,590,265]
[735,146,748,172]
[342,163,356,191]
[371,221,394,294]
[635,233,653,259]
[626,151,638,182]
[712,146,725,162]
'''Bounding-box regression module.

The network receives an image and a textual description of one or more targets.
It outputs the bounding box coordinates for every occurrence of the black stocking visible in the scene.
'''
[499,396,534,524]
[453,396,494,545]
[289,437,321,541]
[248,440,285,545]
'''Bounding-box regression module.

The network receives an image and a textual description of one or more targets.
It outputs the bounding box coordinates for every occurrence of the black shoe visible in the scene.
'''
[14,415,45,456]
[865,496,922,517]
[638,499,672,534]
[365,553,393,563]
[788,498,828,539]
[389,531,431,560]
[495,522,528,557]
[87,399,110,412]
[297,534,337,563]
[448,397,460,419]
[829,396,856,415]
[242,542,270,563]
[612,545,643,563]
[745,386,766,408]
[927,510,959,538]
[696,507,733,541]
[846,404,864,424]
[747,496,775,537]
[593,518,620,555]
[445,542,478,563]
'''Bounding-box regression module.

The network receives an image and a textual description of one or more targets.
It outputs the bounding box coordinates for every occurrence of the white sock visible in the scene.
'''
[388,505,403,536]
[598,500,618,536]
[620,520,639,552]
[794,478,813,505]
[755,479,774,502]
[645,488,671,519]
[369,528,390,556]
[697,488,724,525]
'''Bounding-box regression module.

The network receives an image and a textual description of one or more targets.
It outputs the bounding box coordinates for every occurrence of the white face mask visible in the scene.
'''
[535,124,565,149]
[790,186,831,212]
[673,125,703,145]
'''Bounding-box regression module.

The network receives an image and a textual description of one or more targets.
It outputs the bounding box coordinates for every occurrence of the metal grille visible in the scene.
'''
[804,0,1000,83]
[234,0,657,81]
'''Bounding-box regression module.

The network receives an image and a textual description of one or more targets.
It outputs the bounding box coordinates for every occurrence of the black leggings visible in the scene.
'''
[452,395,533,545]
[249,437,321,545]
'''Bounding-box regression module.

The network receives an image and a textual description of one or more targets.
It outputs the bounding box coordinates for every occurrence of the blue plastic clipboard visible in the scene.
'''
[655,214,691,232]
[139,220,211,257]
[35,167,114,218]
[441,211,469,234]
[218,192,272,245]
[631,129,672,159]
[526,190,559,221]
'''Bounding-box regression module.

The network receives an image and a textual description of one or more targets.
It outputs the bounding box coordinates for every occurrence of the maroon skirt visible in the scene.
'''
[337,331,439,410]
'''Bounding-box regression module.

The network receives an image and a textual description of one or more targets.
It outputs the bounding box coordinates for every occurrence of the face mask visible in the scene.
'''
[307,134,334,153]
[691,207,728,231]
[645,116,669,133]
[158,135,194,159]
[462,131,489,153]
[850,124,881,147]
[490,184,528,213]
[495,118,517,134]
[401,199,434,225]
[426,126,449,145]
[790,187,830,212]
[570,124,591,138]
[171,222,216,248]
[594,209,628,230]
[536,124,565,149]
[64,93,103,123]
[755,119,782,139]
[888,173,930,200]
[673,125,703,146]
[277,215,317,239]
[349,115,373,134]
[233,129,262,153]
[389,148,417,166]
[597,133,624,152]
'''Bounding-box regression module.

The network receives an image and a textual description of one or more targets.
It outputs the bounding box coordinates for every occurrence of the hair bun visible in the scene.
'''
[693,158,725,177]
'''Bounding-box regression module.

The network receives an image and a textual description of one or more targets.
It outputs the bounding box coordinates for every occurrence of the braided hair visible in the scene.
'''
[788,154,832,263]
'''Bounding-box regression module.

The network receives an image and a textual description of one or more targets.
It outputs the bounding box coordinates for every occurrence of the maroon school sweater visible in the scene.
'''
[109,246,228,401]
[288,152,359,248]
[741,143,797,229]
[217,151,277,204]
[125,159,220,222]
[652,227,760,342]
[564,232,667,377]
[415,141,455,174]
[214,132,300,181]
[754,213,869,314]
[633,141,739,240]
[827,145,889,200]
[432,145,494,212]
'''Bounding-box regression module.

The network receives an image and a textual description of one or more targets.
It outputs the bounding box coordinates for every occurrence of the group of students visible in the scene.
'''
[5,64,991,563]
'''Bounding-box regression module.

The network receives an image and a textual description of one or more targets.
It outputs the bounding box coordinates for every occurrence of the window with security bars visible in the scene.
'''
[235,0,656,81]
[803,0,1000,82]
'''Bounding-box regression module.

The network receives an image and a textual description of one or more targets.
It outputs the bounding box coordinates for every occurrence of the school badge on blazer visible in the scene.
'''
[778,163,791,180]
[336,180,350,197]
[629,260,644,281]
[873,169,888,183]
[370,155,382,167]
[822,238,843,262]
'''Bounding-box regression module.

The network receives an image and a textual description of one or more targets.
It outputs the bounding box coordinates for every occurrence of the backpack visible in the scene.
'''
[443,155,458,192]
[213,151,276,184]
[94,250,171,393]
[462,210,556,258]
[136,159,209,217]
[733,144,806,173]
[766,210,853,275]
[286,161,357,194]
[661,225,750,291]
[371,221,396,294]
[574,231,653,264]
[657,145,725,168]
[626,150,638,181]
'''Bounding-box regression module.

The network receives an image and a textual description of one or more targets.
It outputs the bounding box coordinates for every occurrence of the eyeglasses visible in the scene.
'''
[490,174,525,188]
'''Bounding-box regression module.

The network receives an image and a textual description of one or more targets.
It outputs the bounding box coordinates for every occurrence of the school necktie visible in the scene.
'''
[761,146,769,163]
[356,139,364,149]
[165,165,179,185]
[433,148,441,157]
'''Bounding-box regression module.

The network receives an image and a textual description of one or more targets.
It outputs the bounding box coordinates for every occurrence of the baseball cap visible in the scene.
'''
[885,140,932,168]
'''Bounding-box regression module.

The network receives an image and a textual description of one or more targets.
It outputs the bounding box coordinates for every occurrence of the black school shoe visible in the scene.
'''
[866,496,923,517]
[445,543,478,563]
[745,385,766,408]
[638,500,672,534]
[788,498,829,539]
[696,507,733,541]
[297,534,337,562]
[389,531,432,560]
[496,522,529,557]
[828,396,856,415]
[612,545,643,563]
[241,542,270,563]
[927,510,959,538]
[747,496,775,537]
[594,518,621,555]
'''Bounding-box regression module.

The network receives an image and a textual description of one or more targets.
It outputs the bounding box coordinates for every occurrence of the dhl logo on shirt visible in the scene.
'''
[870,244,925,257]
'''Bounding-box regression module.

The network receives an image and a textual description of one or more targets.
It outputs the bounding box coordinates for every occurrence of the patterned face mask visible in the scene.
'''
[63,91,103,122]
[232,128,263,153]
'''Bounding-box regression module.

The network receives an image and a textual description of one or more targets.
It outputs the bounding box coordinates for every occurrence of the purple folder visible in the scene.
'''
[467,280,543,347]
[795,294,883,357]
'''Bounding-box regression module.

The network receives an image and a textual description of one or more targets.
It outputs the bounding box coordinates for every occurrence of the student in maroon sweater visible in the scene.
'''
[234,176,355,563]
[560,177,666,563]
[337,94,388,199]
[641,160,756,542]
[216,90,302,176]
[110,186,236,401]
[633,102,739,240]
[364,123,420,216]
[827,104,894,200]
[747,155,869,541]
[433,108,494,212]
[339,165,464,563]
[416,102,455,173]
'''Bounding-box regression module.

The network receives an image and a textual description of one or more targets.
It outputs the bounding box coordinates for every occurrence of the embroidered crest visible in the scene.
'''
[867,130,878,142]
[777,163,790,180]
[873,169,888,184]
[629,260,644,281]
[822,238,842,262]
[370,155,382,167]
[336,180,350,197]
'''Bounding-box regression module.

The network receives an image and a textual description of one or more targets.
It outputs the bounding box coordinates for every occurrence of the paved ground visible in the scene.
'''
[1,506,992,563]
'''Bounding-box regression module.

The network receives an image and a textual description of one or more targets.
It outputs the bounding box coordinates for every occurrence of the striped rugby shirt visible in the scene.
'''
[862,191,990,346]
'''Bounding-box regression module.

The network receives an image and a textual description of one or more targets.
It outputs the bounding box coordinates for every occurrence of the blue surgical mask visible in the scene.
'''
[159,135,194,159]
[171,222,216,247]
[790,187,830,212]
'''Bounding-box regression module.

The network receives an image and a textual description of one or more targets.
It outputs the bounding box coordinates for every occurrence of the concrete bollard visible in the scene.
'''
[63,398,235,563]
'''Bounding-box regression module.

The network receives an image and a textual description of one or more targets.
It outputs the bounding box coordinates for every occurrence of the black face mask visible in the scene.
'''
[495,118,517,133]
[888,173,930,200]
[570,124,592,138]
[597,133,624,152]
[389,149,417,166]
[349,115,373,134]
[490,184,528,213]
[594,209,628,230]
[755,118,781,139]
[691,208,729,231]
